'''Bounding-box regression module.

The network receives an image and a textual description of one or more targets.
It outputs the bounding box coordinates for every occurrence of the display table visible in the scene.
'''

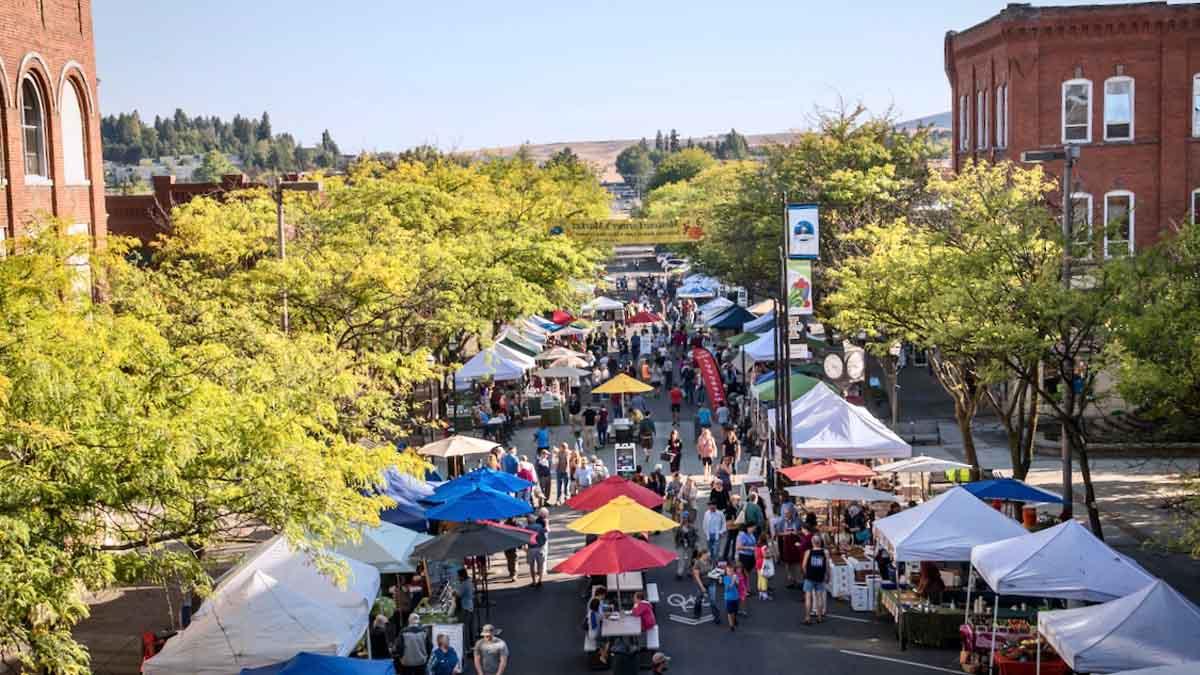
[877,589,1035,650]
[995,653,1069,675]
[601,614,642,639]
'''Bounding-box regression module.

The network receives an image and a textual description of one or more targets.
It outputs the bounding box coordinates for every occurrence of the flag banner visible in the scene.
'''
[557,219,704,245]
[692,347,727,407]
[786,203,819,258]
[786,259,814,315]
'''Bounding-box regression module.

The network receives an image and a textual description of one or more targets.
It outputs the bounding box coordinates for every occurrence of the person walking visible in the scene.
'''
[534,424,551,457]
[664,428,683,474]
[691,548,720,625]
[597,406,609,447]
[453,568,475,637]
[535,450,552,508]
[696,427,717,479]
[638,411,656,463]
[668,384,683,425]
[473,624,509,675]
[674,511,698,580]
[755,533,773,600]
[722,427,741,470]
[702,502,724,562]
[582,406,598,451]
[801,535,831,624]
[526,511,549,588]
[396,614,429,675]
[427,633,459,675]
[736,524,758,595]
[721,494,741,562]
[584,597,610,665]
[721,563,740,631]
[554,444,570,505]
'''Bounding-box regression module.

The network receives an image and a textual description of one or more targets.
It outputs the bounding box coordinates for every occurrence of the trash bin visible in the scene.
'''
[609,642,638,675]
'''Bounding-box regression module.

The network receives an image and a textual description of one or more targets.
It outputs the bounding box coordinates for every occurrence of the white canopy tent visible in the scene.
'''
[785,483,901,502]
[535,366,591,379]
[454,348,526,388]
[536,346,589,362]
[143,570,367,674]
[747,299,775,316]
[677,284,716,299]
[1112,664,1200,675]
[768,385,912,459]
[334,522,433,574]
[741,328,779,363]
[743,310,775,333]
[1038,580,1200,673]
[971,520,1156,603]
[197,536,378,621]
[875,455,972,474]
[874,487,1027,562]
[582,296,624,313]
[697,297,734,321]
[492,343,537,371]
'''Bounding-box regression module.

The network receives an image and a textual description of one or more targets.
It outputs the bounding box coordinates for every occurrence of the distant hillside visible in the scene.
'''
[479,115,949,183]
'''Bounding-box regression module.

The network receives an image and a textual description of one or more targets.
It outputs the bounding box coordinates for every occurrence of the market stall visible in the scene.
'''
[768,384,912,460]
[334,522,433,575]
[1038,580,1200,674]
[239,651,395,675]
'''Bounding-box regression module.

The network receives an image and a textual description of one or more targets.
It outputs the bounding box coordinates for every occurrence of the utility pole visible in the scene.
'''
[776,192,793,468]
[271,178,322,335]
[1022,146,1079,520]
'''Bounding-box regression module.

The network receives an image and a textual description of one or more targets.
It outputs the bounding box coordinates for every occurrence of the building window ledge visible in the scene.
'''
[65,181,92,187]
[25,176,54,187]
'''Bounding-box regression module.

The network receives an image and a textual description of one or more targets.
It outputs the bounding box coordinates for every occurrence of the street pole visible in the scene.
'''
[1060,146,1078,520]
[275,187,289,335]
[777,193,793,468]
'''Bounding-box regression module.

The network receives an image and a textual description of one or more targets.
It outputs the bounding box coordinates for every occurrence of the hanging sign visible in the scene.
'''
[786,203,819,258]
[691,347,727,407]
[785,259,814,315]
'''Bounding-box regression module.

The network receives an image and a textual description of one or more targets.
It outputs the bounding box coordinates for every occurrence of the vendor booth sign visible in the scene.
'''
[785,259,814,315]
[786,203,819,258]
[557,219,704,245]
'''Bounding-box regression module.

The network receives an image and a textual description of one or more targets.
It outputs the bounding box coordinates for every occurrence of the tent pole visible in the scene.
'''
[1035,630,1041,675]
[964,568,973,624]
[366,622,373,659]
[989,595,1000,675]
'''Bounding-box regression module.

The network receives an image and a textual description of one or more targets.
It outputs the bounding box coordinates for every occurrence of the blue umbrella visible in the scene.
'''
[241,652,395,674]
[376,466,434,502]
[962,478,1064,504]
[423,484,533,522]
[429,468,532,503]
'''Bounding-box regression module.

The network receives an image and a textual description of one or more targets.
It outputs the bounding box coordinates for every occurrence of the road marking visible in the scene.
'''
[668,614,707,626]
[666,594,695,610]
[825,614,873,624]
[839,650,963,674]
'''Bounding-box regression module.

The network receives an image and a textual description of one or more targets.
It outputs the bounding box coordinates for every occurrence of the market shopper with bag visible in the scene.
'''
[801,535,831,625]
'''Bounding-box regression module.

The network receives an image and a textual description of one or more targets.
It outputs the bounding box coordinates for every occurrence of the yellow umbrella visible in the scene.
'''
[591,373,653,395]
[567,495,678,535]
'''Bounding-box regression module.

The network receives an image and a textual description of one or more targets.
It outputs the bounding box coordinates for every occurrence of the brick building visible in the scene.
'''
[945,1,1200,255]
[1,0,106,252]
[107,174,267,249]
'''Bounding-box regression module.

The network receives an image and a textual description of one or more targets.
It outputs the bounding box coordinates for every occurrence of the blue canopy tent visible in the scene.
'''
[963,478,1064,504]
[241,652,395,675]
[423,484,533,522]
[373,467,434,532]
[709,305,757,331]
[377,494,428,531]
[427,468,532,503]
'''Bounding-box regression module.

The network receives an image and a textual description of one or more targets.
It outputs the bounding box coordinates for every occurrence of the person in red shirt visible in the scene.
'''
[668,385,683,424]
[631,591,657,647]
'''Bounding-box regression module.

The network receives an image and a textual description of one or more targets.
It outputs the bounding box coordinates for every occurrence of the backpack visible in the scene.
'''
[399,628,428,666]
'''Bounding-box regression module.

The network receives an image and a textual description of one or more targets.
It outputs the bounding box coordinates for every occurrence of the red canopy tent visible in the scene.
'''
[626,310,662,325]
[779,459,876,483]
[551,310,575,325]
[551,531,675,575]
[566,475,664,511]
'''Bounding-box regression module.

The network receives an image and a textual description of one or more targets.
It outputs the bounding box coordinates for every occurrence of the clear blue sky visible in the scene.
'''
[91,1,1129,152]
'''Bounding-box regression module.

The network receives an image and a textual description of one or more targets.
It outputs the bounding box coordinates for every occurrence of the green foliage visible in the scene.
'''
[615,142,654,190]
[647,148,716,190]
[101,109,342,175]
[190,148,239,183]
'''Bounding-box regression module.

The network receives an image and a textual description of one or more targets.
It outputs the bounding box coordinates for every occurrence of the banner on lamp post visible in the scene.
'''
[691,347,727,407]
[786,203,819,258]
[785,259,814,315]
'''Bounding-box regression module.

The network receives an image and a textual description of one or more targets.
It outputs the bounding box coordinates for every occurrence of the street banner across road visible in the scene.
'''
[557,219,704,245]
[786,203,819,258]
[692,347,727,407]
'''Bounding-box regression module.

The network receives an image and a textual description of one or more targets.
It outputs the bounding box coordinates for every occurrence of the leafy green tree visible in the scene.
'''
[647,147,716,191]
[668,129,680,153]
[257,111,272,141]
[615,143,654,193]
[190,148,238,183]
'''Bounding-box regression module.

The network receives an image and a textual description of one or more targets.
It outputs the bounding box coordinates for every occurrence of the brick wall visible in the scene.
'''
[945,2,1200,252]
[1,0,106,247]
[107,174,271,247]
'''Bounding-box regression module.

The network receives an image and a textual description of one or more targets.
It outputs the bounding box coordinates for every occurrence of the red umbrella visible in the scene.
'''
[566,475,664,511]
[779,459,877,483]
[551,531,675,575]
[626,310,662,325]
[551,309,575,325]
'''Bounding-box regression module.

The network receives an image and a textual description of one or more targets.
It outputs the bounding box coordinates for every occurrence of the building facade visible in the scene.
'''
[945,2,1200,256]
[1,0,106,250]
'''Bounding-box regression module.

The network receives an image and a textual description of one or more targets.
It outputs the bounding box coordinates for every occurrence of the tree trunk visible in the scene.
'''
[1070,425,1105,539]
[955,405,981,476]
[1015,380,1039,480]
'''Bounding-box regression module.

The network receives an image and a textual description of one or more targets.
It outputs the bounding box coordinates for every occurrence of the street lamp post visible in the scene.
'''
[1021,146,1080,520]
[271,179,322,334]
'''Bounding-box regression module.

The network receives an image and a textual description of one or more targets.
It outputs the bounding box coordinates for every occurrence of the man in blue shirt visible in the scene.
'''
[696,406,712,434]
[501,447,519,474]
[534,424,551,453]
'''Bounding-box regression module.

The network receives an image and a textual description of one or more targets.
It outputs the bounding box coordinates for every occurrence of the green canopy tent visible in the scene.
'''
[726,332,761,347]
[752,371,838,403]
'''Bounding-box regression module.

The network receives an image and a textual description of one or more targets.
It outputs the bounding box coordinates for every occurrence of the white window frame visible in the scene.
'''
[959,94,970,151]
[20,75,50,182]
[60,80,89,186]
[1070,192,1093,259]
[1193,74,1200,138]
[1103,190,1135,258]
[1191,188,1200,225]
[995,83,1008,149]
[1062,78,1093,144]
[1103,76,1134,142]
[977,90,988,149]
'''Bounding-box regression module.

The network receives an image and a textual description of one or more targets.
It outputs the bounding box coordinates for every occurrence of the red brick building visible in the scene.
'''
[1,0,107,252]
[107,174,268,249]
[946,2,1200,255]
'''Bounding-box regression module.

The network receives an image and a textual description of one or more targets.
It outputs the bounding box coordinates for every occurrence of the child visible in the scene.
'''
[755,533,772,600]
[720,563,739,632]
[734,560,750,617]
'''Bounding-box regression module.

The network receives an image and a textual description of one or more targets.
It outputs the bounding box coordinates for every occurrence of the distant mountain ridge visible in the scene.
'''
[477,113,950,182]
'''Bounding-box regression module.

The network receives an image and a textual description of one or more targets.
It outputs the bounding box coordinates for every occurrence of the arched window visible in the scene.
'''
[60,80,88,184]
[20,76,49,180]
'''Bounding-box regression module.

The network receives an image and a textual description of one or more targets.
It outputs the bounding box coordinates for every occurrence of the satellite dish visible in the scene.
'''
[823,353,844,380]
[846,351,866,381]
